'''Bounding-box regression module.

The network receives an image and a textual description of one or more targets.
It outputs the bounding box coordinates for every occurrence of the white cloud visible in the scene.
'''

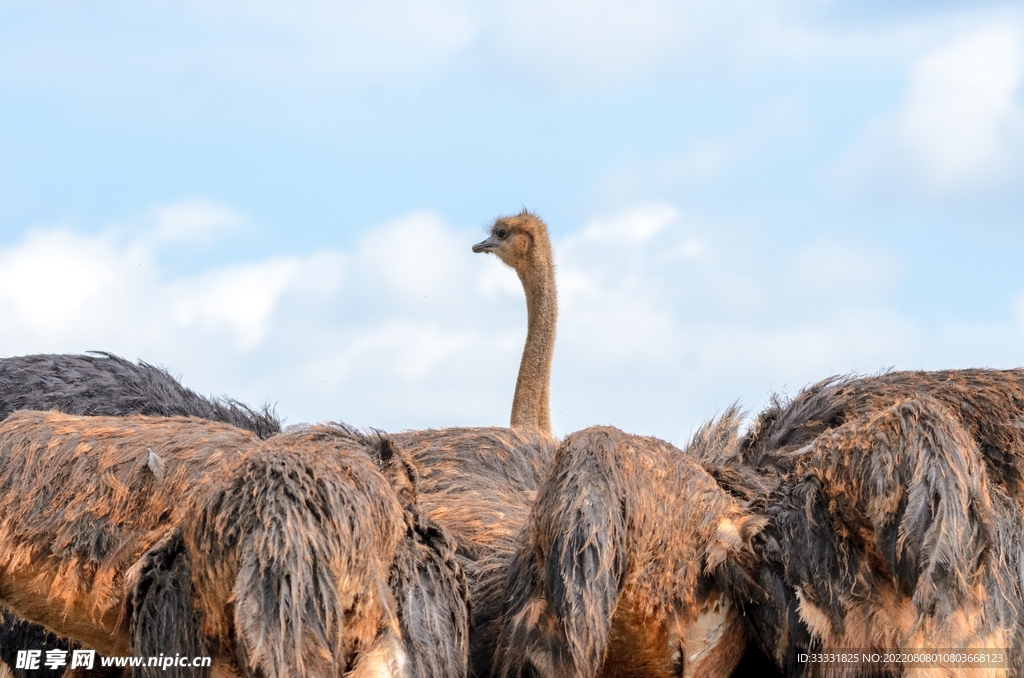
[556,208,909,375]
[834,23,1024,197]
[0,228,147,341]
[184,0,480,86]
[591,97,809,206]
[0,0,480,92]
[5,0,695,94]
[354,212,470,301]
[480,0,914,91]
[169,258,301,348]
[900,25,1023,186]
[0,207,308,354]
[486,0,682,89]
[149,200,245,244]
[577,204,678,245]
[3,200,1023,444]
[2,0,1001,102]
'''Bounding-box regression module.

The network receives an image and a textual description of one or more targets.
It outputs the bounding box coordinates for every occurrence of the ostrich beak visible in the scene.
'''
[472,235,499,253]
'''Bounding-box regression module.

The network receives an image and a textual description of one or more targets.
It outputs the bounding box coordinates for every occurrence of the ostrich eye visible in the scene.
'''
[495,227,508,239]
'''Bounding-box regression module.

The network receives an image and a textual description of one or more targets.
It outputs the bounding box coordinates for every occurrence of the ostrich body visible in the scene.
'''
[0,352,280,677]
[0,352,279,438]
[153,423,469,678]
[391,425,557,669]
[0,411,468,678]
[485,419,763,678]
[714,369,1024,677]
[0,412,259,661]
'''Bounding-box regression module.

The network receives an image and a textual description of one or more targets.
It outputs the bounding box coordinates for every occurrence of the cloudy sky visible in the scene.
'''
[2,0,1024,443]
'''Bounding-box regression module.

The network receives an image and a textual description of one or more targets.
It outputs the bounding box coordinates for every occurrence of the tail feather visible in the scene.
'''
[233,449,402,677]
[390,516,470,678]
[493,428,628,678]
[180,428,410,678]
[130,531,208,678]
[233,518,355,678]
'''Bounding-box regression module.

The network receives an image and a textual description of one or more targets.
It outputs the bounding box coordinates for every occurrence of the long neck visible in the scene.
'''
[510,243,556,435]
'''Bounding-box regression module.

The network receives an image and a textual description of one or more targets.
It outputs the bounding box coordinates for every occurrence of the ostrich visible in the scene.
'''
[724,369,1024,677]
[0,410,469,678]
[429,211,768,678]
[484,417,765,678]
[396,212,762,676]
[0,352,280,678]
[387,211,562,668]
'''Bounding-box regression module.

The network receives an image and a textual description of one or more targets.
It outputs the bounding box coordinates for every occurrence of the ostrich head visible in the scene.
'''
[472,210,552,274]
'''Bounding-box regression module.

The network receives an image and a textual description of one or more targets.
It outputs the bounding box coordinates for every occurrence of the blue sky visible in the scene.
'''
[2,0,1024,443]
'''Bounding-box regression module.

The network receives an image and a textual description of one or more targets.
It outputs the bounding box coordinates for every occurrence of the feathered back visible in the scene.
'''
[0,352,280,438]
[737,369,1024,675]
[0,411,258,656]
[179,425,471,678]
